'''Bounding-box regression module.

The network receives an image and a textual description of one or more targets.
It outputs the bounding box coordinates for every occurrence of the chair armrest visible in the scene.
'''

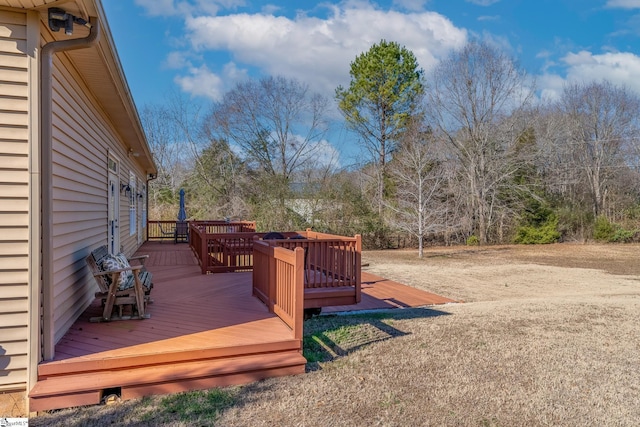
[128,255,149,265]
[93,265,143,277]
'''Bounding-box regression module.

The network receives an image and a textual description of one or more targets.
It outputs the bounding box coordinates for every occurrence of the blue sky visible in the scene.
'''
[102,0,640,162]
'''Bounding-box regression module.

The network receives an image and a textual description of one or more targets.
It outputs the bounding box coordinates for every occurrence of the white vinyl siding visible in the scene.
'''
[49,41,147,344]
[0,10,29,392]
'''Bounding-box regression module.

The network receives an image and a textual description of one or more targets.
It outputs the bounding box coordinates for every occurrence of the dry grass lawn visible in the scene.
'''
[32,243,640,426]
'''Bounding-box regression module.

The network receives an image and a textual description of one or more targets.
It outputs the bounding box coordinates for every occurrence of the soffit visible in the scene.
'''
[5,0,157,175]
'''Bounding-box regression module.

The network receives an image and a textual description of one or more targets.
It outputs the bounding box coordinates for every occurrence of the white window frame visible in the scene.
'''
[129,171,137,236]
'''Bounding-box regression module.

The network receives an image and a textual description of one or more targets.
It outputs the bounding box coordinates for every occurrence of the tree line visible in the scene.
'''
[143,40,640,254]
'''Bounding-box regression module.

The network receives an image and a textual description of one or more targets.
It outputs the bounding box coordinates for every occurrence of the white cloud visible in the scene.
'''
[536,49,551,59]
[465,0,500,6]
[182,4,467,96]
[174,62,248,101]
[220,62,249,83]
[479,30,513,53]
[208,0,246,9]
[605,0,640,9]
[164,51,193,69]
[563,51,640,91]
[537,50,640,101]
[537,73,567,102]
[312,139,342,169]
[174,64,225,100]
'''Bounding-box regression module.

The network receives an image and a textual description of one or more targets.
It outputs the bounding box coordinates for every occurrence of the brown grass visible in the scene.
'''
[31,243,640,426]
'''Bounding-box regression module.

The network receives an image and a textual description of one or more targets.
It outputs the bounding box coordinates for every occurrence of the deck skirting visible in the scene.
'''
[30,349,306,412]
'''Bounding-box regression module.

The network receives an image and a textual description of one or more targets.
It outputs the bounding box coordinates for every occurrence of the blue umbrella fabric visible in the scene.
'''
[177,188,187,221]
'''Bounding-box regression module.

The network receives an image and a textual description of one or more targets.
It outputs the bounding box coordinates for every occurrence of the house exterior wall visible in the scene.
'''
[0,9,31,396]
[0,6,151,413]
[47,29,149,344]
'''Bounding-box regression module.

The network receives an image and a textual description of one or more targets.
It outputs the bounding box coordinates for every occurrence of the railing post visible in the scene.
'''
[293,246,305,341]
[268,243,276,312]
[200,226,208,274]
[355,234,362,303]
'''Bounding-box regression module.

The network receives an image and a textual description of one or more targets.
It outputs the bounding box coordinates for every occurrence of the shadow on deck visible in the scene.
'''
[29,242,456,412]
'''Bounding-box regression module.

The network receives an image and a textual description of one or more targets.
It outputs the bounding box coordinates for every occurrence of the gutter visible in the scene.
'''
[40,18,100,360]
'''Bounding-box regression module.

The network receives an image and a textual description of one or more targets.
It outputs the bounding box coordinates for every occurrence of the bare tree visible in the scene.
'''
[386,119,452,257]
[426,41,534,244]
[211,76,329,179]
[140,104,189,219]
[208,75,331,229]
[182,134,248,220]
[556,81,640,218]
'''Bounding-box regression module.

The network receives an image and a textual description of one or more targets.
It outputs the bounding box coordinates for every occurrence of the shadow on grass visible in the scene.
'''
[303,306,450,371]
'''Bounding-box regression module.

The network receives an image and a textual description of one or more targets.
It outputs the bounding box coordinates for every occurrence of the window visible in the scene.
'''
[129,172,136,236]
[108,157,118,174]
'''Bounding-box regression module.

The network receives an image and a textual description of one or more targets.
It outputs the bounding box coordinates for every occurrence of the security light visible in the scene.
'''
[48,7,92,36]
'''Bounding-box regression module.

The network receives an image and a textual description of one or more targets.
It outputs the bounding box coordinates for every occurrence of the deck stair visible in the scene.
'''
[30,340,305,412]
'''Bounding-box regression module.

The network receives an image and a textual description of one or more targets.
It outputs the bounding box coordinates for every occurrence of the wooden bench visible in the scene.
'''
[86,245,153,322]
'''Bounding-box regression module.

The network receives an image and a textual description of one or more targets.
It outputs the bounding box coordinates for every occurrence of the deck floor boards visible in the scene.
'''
[44,243,294,369]
[47,243,455,365]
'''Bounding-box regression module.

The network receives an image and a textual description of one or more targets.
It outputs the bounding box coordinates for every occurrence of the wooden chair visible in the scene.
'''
[175,221,189,243]
[157,222,175,243]
[86,245,153,322]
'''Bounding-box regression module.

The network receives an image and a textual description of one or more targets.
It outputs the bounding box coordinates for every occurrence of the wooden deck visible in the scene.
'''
[29,243,305,412]
[29,242,456,412]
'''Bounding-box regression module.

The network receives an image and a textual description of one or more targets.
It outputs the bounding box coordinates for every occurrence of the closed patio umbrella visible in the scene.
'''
[175,189,188,243]
[177,188,187,222]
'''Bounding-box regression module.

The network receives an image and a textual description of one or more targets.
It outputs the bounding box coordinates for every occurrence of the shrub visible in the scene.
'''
[594,216,636,242]
[593,216,615,241]
[611,228,635,243]
[514,216,560,244]
[466,235,479,246]
[555,207,592,241]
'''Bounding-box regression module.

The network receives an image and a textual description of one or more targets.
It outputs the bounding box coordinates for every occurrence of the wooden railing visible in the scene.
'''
[187,224,361,308]
[253,242,304,340]
[147,220,256,242]
[192,220,256,234]
[189,224,206,272]
[147,220,178,241]
[188,230,290,274]
[188,228,298,274]
[264,230,362,290]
